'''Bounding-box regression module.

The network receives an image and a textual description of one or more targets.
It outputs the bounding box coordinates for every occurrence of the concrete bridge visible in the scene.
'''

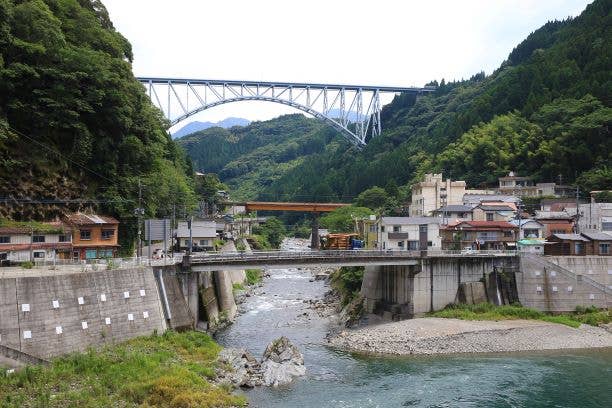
[184,249,518,271]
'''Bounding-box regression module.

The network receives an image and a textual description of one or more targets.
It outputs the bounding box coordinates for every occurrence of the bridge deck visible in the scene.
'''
[185,250,518,271]
[226,201,349,212]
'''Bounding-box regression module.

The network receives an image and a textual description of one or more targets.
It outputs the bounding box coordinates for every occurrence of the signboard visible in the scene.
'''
[144,219,172,241]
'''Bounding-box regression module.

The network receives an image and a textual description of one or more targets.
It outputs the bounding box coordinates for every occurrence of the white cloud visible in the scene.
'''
[103,0,591,125]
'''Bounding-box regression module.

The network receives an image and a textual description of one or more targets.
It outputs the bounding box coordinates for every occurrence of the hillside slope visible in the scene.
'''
[0,0,195,250]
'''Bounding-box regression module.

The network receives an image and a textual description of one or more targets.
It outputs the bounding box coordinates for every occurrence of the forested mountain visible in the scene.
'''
[181,0,611,202]
[0,0,195,251]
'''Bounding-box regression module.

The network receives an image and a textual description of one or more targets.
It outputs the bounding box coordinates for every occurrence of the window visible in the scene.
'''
[32,235,45,243]
[381,226,385,232]
[59,234,71,242]
[408,241,419,250]
[33,251,45,258]
[575,242,584,254]
[369,225,377,233]
[551,229,566,234]
[504,231,514,237]
[524,229,539,238]
[486,213,494,221]
[0,253,7,260]
[0,236,9,244]
[85,249,97,259]
[600,243,610,255]
[393,225,401,232]
[427,241,433,247]
[185,239,191,246]
[397,241,404,248]
[101,229,114,240]
[602,222,612,231]
[199,239,209,246]
[80,230,91,240]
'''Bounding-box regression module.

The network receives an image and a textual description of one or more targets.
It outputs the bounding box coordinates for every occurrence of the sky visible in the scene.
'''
[103,0,591,130]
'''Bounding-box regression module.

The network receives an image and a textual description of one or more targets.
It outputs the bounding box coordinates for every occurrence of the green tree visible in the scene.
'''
[355,186,390,210]
[320,206,373,233]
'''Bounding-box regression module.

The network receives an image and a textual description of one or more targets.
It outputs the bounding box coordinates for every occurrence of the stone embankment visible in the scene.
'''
[329,317,612,355]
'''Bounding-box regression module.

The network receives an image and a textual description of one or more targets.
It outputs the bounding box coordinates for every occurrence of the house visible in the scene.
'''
[354,215,378,249]
[472,204,516,222]
[497,172,539,196]
[578,202,612,233]
[409,173,493,216]
[376,216,441,250]
[540,198,582,212]
[510,219,545,239]
[497,172,574,197]
[545,234,589,256]
[534,210,575,238]
[580,231,612,256]
[431,205,474,224]
[440,220,518,250]
[0,221,72,264]
[175,220,217,251]
[63,213,119,260]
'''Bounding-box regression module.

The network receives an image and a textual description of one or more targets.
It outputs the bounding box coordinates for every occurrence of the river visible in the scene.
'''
[215,240,612,408]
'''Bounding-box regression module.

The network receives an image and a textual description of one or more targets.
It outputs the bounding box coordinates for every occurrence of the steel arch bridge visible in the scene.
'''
[137,77,435,147]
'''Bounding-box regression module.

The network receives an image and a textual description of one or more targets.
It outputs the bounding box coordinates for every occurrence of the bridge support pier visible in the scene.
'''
[311,212,320,249]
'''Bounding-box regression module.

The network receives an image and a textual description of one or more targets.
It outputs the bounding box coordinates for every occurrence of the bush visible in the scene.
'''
[331,266,364,306]
[245,269,262,285]
[20,261,34,269]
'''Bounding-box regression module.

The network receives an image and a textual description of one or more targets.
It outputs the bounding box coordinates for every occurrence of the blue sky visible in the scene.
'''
[104,0,592,128]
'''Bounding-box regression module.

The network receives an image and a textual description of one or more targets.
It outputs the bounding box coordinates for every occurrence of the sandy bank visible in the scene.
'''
[328,317,612,355]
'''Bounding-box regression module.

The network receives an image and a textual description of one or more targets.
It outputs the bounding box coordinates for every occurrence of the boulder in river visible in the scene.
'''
[260,336,306,386]
[216,348,263,388]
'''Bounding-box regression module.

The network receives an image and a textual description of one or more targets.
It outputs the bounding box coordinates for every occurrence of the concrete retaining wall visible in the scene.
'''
[517,255,611,312]
[362,256,517,318]
[0,267,167,360]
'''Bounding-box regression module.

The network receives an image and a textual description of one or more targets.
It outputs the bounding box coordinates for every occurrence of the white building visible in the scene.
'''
[578,202,612,233]
[0,222,73,263]
[409,173,493,216]
[376,216,442,250]
[175,220,217,251]
[510,219,545,239]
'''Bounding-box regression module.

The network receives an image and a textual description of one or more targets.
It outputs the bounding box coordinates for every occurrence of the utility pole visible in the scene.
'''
[134,179,144,259]
[575,184,580,234]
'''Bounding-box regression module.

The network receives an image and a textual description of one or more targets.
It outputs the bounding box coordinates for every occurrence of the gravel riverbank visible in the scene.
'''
[328,317,612,355]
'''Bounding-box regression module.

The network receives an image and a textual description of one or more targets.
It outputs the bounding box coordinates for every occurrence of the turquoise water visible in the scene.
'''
[216,265,612,408]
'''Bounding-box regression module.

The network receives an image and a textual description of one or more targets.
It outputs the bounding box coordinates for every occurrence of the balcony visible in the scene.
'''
[388,232,409,240]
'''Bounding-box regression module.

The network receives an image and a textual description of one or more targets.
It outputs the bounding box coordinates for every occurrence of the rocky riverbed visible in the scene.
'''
[328,317,612,355]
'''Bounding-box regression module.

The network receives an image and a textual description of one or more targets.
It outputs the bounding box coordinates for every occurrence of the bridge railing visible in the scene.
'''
[188,249,519,264]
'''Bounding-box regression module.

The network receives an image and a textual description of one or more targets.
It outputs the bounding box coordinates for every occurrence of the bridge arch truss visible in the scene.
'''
[137,78,433,147]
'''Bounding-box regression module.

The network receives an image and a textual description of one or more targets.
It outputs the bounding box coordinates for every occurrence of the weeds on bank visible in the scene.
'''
[245,269,262,285]
[0,331,246,407]
[429,303,611,328]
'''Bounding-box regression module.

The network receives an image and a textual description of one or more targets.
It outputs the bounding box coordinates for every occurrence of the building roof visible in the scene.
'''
[433,205,473,213]
[477,205,516,212]
[444,220,517,230]
[518,239,546,246]
[0,220,71,234]
[463,194,520,204]
[509,219,544,227]
[580,230,612,241]
[381,216,441,225]
[551,234,589,242]
[64,213,119,225]
[535,210,576,220]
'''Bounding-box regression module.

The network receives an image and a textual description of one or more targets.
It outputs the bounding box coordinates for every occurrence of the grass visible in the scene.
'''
[0,219,66,234]
[232,283,245,292]
[0,331,246,407]
[245,269,262,286]
[428,303,611,328]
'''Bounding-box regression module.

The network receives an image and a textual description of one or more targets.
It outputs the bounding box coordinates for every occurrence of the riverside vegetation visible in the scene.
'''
[429,303,612,328]
[0,331,245,407]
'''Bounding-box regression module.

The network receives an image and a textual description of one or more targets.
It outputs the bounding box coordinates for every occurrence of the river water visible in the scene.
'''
[215,241,612,408]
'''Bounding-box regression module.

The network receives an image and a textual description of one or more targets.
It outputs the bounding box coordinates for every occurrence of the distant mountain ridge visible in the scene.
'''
[172,117,250,139]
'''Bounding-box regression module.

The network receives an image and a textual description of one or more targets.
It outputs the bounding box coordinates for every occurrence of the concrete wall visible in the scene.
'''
[0,267,166,360]
[362,256,517,319]
[517,255,611,311]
